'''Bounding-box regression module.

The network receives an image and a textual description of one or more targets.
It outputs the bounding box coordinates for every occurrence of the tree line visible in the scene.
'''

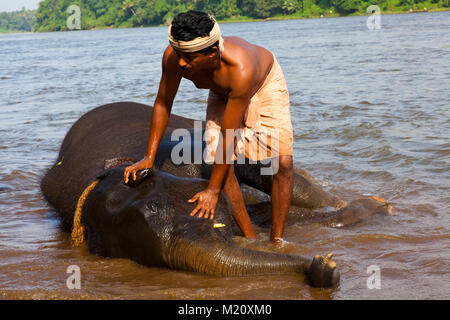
[0,8,36,32]
[1,0,448,32]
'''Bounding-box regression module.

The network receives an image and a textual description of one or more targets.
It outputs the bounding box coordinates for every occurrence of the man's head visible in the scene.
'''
[170,11,215,44]
[168,11,223,71]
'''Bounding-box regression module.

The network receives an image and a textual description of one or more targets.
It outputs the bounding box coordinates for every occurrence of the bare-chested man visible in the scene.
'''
[124,11,293,243]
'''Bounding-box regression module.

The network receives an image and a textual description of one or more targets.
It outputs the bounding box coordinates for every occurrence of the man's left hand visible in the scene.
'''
[188,188,220,220]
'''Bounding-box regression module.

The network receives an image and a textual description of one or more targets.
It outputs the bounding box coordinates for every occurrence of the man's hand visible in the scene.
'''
[188,188,220,220]
[123,157,152,184]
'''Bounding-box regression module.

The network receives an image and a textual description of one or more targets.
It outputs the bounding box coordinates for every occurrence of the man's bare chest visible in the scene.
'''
[183,72,229,96]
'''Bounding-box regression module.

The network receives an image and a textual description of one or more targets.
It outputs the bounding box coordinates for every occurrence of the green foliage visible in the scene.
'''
[333,0,362,13]
[0,8,36,32]
[282,0,300,14]
[0,0,447,32]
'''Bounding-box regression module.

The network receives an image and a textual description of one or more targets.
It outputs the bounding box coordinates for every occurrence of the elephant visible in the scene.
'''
[41,102,391,288]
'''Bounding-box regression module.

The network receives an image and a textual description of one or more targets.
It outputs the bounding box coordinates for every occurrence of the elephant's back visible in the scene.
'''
[60,102,197,157]
[40,101,198,229]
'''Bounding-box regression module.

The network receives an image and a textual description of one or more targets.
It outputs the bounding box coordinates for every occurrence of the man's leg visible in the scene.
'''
[223,165,256,238]
[270,155,293,243]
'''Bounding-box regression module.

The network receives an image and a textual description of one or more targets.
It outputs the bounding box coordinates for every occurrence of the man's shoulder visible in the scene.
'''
[162,45,176,62]
[223,36,270,53]
[161,45,180,73]
[223,36,271,65]
[222,36,271,74]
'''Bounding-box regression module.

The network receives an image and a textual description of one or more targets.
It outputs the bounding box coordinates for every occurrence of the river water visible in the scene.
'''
[0,11,449,300]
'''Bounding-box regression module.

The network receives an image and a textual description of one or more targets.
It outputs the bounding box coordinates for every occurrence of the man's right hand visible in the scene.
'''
[123,157,153,184]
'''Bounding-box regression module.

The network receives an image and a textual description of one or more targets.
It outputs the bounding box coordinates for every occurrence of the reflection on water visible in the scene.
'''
[0,12,449,299]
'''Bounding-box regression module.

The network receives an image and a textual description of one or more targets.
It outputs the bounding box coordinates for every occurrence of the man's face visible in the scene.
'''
[173,49,214,73]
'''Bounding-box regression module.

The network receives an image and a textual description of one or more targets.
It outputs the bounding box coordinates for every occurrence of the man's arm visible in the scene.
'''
[124,46,181,183]
[188,68,254,219]
[143,47,182,163]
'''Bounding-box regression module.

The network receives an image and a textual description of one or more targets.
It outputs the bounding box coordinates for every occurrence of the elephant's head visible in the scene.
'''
[81,166,339,288]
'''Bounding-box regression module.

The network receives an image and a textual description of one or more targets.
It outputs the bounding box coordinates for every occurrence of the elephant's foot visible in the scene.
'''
[371,196,393,213]
[324,196,393,228]
[306,253,340,288]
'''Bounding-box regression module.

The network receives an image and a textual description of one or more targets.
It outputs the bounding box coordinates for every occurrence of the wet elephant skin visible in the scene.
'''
[40,102,346,287]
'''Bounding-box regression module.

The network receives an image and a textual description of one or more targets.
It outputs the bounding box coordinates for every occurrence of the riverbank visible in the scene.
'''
[101,7,450,29]
[0,28,31,34]
[218,6,450,24]
[1,7,449,34]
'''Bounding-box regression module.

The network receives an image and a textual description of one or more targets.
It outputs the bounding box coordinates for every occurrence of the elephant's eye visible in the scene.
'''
[146,200,159,213]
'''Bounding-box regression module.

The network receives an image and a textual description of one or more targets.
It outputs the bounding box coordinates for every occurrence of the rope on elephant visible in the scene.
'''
[71,179,100,247]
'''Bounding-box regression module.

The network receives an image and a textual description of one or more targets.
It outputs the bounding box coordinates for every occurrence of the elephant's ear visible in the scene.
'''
[97,157,155,187]
[103,157,138,170]
[96,169,113,181]
[95,157,138,180]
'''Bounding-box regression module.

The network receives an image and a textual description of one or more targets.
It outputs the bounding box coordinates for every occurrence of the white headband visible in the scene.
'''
[168,17,224,53]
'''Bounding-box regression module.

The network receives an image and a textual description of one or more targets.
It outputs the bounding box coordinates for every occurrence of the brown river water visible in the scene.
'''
[0,12,449,300]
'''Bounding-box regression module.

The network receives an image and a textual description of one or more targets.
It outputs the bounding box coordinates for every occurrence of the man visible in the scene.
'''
[124,11,293,243]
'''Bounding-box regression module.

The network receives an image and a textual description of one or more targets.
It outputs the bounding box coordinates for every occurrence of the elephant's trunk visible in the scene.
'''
[163,237,339,287]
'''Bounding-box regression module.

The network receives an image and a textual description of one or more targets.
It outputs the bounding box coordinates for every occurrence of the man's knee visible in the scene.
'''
[276,155,293,176]
[279,155,293,169]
